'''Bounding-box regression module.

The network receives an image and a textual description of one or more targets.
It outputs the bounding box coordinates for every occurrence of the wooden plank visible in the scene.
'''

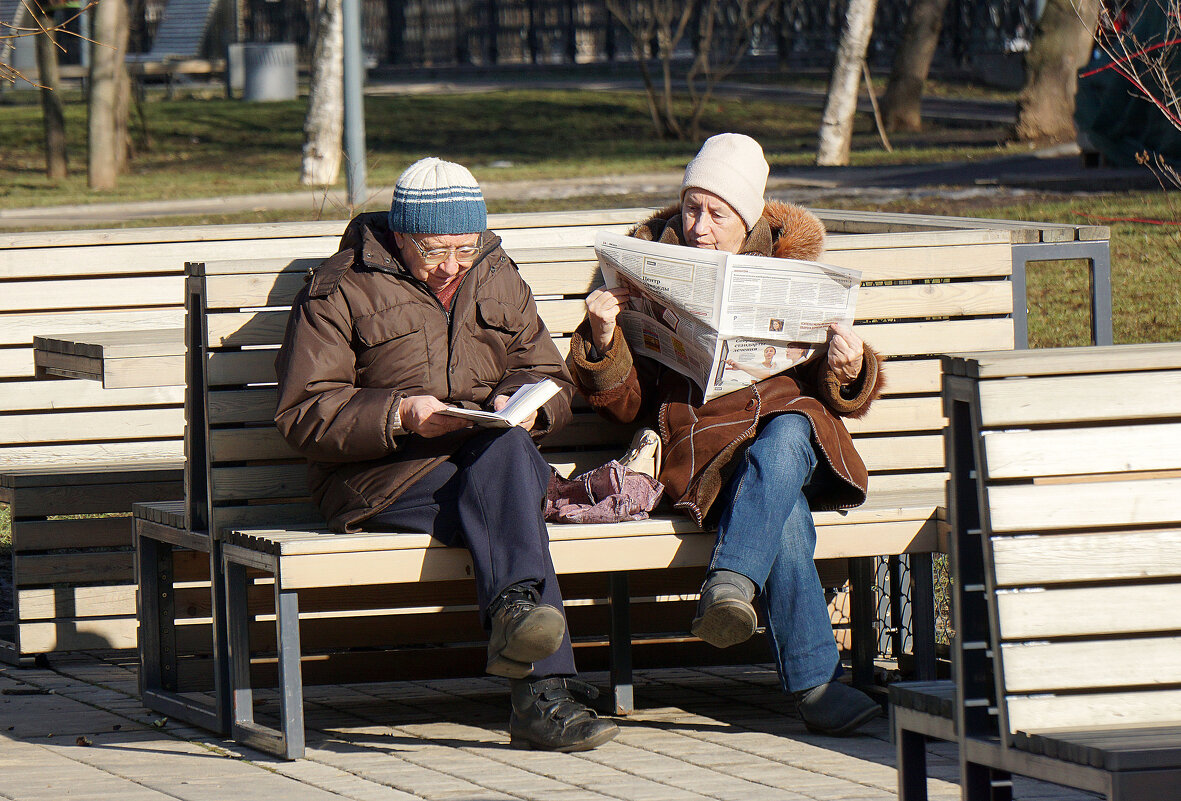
[17,585,138,620]
[992,529,1181,586]
[948,342,1181,379]
[273,516,939,590]
[33,350,102,381]
[823,242,1012,281]
[856,434,946,472]
[102,355,185,389]
[984,423,1181,480]
[2,238,337,277]
[856,319,1014,358]
[0,308,183,346]
[0,348,34,379]
[15,552,134,586]
[34,328,183,358]
[825,228,1012,249]
[11,517,133,551]
[208,399,947,463]
[5,479,183,517]
[0,221,344,255]
[987,477,1181,532]
[0,276,181,312]
[0,440,184,467]
[1001,636,1181,692]
[0,380,182,413]
[856,281,1012,319]
[1007,689,1181,734]
[16,618,137,652]
[978,371,1181,426]
[0,407,184,444]
[996,583,1181,639]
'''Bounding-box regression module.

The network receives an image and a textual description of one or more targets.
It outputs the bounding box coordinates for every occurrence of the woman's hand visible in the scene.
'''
[398,395,471,438]
[586,286,631,352]
[493,394,537,431]
[827,323,864,385]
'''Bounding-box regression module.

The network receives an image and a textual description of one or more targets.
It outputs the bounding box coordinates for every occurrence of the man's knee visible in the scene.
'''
[752,413,815,467]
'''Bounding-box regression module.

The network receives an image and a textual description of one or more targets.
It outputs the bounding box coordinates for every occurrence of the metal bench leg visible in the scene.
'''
[226,556,305,759]
[608,571,634,715]
[909,553,937,681]
[895,722,930,801]
[135,524,225,733]
[849,556,877,689]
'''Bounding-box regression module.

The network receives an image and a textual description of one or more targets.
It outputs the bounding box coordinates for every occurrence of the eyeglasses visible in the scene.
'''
[408,236,481,266]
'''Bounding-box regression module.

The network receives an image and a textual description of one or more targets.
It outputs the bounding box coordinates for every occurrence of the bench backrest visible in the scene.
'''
[0,211,649,470]
[187,224,1015,538]
[944,344,1181,743]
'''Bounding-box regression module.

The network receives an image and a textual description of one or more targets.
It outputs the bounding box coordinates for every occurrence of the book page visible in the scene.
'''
[435,379,560,428]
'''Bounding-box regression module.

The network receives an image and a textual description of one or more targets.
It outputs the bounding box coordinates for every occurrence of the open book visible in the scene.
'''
[596,233,861,401]
[436,379,561,428]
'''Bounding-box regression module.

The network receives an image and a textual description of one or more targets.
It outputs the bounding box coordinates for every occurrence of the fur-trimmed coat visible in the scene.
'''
[567,200,884,525]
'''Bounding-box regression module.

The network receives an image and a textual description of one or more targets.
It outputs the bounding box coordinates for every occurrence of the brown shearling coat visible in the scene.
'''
[275,212,575,532]
[567,201,883,525]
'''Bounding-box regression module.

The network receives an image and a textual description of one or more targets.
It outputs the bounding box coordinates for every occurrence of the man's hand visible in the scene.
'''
[827,323,864,385]
[586,286,631,352]
[399,395,472,438]
[493,394,537,431]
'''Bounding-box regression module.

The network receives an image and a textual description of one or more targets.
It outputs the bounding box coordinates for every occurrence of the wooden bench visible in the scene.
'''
[812,209,1112,348]
[132,219,1017,758]
[891,343,1181,801]
[0,212,646,664]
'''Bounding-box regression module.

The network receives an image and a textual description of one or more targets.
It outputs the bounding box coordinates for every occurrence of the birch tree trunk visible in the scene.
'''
[816,0,879,166]
[301,0,344,186]
[882,0,949,133]
[1014,0,1101,143]
[33,6,68,179]
[88,0,131,190]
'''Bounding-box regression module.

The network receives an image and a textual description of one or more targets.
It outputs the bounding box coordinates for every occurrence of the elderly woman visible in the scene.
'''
[568,134,884,736]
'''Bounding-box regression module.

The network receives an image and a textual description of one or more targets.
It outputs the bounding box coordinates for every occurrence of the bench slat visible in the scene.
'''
[0,407,185,444]
[983,422,1181,480]
[996,582,1181,639]
[991,529,1181,586]
[17,585,139,620]
[988,477,1181,532]
[978,371,1181,426]
[1001,636,1181,692]
[0,440,185,467]
[0,308,184,346]
[0,380,183,413]
[1008,689,1181,735]
[0,276,181,312]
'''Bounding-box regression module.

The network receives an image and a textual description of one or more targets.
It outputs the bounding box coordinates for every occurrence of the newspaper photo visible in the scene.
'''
[595,232,861,401]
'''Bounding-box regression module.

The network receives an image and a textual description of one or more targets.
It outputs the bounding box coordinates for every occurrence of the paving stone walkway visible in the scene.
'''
[1,653,1100,801]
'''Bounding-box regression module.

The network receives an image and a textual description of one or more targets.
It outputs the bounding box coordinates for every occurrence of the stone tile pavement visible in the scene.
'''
[1,654,1099,801]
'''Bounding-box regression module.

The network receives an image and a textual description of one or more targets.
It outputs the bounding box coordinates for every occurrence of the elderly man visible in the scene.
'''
[274,157,618,752]
[569,134,884,736]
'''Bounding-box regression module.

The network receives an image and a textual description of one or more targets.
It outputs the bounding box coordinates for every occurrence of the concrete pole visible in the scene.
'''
[342,0,367,208]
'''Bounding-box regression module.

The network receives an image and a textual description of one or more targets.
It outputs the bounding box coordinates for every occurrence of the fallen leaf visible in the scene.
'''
[75,736,92,747]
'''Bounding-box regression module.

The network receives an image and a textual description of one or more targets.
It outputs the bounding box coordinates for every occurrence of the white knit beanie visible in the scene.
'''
[388,157,487,235]
[680,133,769,231]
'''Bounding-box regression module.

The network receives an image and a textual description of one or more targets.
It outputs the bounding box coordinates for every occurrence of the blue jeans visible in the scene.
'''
[711,412,840,693]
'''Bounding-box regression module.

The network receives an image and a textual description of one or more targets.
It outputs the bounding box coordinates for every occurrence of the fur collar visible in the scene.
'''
[630,199,826,261]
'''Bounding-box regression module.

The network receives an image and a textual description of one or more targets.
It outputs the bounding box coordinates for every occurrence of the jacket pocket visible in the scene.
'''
[475,298,524,334]
[354,309,431,388]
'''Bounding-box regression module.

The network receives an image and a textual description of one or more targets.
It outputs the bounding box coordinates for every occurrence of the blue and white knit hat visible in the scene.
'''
[388,157,487,235]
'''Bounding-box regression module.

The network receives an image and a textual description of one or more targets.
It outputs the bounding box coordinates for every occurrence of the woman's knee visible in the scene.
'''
[749,413,816,475]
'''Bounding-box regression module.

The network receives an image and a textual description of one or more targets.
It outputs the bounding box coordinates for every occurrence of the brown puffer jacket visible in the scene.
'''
[275,212,575,532]
[568,200,884,526]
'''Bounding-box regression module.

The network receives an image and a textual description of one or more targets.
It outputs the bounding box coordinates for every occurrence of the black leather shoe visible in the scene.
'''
[794,680,881,736]
[486,587,565,679]
[690,569,757,648]
[509,677,619,751]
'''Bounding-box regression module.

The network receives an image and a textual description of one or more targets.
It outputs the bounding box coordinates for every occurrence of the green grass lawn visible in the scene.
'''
[0,86,1018,210]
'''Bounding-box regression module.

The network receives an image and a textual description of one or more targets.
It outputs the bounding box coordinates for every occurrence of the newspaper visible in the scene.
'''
[595,232,861,401]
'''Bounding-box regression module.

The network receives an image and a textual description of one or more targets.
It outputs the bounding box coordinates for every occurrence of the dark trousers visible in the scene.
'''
[365,426,576,677]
